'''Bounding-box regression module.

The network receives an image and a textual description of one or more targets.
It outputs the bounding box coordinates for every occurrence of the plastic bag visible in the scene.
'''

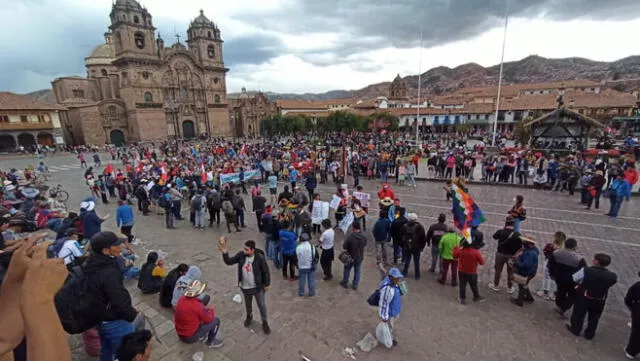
[375,321,393,348]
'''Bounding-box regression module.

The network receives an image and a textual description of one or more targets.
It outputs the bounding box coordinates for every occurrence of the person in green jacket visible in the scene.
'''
[438,227,462,286]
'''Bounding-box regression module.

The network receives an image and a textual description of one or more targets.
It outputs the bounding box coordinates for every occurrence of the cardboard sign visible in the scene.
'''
[311,201,330,225]
[352,191,371,208]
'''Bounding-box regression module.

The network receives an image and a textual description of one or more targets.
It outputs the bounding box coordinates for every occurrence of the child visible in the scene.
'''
[537,231,566,300]
[397,162,406,186]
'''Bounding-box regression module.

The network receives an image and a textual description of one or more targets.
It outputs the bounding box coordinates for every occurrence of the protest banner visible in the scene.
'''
[311,201,330,225]
[339,211,354,234]
[329,195,342,210]
[220,169,261,185]
[352,191,371,208]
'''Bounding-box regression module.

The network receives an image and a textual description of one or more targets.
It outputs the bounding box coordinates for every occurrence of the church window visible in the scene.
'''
[142,71,149,79]
[180,87,188,100]
[213,77,219,84]
[72,89,85,98]
[101,69,108,76]
[214,95,221,104]
[0,115,8,123]
[144,92,153,103]
[20,116,28,123]
[134,16,139,24]
[207,45,215,58]
[134,32,145,49]
[208,31,212,38]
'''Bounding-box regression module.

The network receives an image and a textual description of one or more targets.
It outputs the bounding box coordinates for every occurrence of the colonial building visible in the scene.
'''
[388,74,408,100]
[52,0,230,146]
[228,88,277,138]
[0,92,65,152]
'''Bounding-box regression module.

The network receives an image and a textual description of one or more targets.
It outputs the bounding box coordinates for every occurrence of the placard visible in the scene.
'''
[352,191,371,208]
[311,201,330,225]
[339,211,354,234]
[329,195,342,210]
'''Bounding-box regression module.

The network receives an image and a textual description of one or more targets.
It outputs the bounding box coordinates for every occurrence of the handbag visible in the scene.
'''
[338,251,354,265]
[366,289,380,307]
[512,273,528,285]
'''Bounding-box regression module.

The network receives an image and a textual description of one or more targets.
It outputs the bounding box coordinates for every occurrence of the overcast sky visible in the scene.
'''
[1,0,640,95]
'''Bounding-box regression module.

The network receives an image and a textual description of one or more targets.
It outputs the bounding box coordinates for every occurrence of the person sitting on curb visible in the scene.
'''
[174,280,224,349]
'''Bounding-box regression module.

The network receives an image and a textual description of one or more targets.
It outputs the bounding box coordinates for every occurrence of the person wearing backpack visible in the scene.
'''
[191,190,207,230]
[488,217,522,294]
[207,188,222,227]
[55,228,85,266]
[401,213,426,280]
[56,231,142,361]
[160,189,174,229]
[222,196,240,233]
[295,233,318,297]
[232,189,247,228]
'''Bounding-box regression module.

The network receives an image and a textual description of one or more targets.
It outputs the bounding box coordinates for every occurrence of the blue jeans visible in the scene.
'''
[513,218,522,233]
[122,267,140,280]
[429,246,441,273]
[608,195,624,217]
[298,268,316,296]
[98,320,135,361]
[341,262,362,289]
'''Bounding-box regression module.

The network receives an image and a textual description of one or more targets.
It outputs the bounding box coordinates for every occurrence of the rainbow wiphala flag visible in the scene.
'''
[450,184,486,241]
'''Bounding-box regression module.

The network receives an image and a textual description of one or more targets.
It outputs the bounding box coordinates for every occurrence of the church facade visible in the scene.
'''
[52,0,230,146]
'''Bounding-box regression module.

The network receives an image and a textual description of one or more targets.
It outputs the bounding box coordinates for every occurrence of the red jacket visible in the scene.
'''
[453,247,484,274]
[174,296,215,338]
[377,188,395,200]
[624,168,638,185]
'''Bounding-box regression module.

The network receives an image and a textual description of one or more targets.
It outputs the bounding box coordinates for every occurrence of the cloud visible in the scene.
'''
[236,0,640,63]
[223,34,286,66]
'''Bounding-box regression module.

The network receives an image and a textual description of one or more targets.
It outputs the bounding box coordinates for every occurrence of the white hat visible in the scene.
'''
[408,213,418,221]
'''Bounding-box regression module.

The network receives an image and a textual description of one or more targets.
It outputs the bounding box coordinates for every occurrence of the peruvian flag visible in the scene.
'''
[160,164,168,184]
[201,163,207,184]
[104,163,114,175]
[240,143,247,157]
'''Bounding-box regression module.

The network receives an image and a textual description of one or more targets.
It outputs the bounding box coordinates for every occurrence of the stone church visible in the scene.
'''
[52,0,230,146]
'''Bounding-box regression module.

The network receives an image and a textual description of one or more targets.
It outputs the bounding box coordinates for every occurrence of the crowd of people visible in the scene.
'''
[0,133,638,360]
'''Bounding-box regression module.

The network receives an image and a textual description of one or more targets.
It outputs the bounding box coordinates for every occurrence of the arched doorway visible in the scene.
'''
[182,120,195,139]
[37,132,54,146]
[0,135,16,152]
[17,133,36,149]
[110,129,126,146]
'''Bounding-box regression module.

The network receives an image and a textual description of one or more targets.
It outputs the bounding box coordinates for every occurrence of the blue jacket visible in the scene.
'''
[81,210,103,240]
[372,217,391,242]
[378,277,402,320]
[279,230,298,256]
[289,169,298,182]
[611,179,631,198]
[516,246,539,277]
[116,204,135,227]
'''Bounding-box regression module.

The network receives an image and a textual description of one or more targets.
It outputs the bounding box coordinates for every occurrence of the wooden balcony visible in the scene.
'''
[0,122,54,131]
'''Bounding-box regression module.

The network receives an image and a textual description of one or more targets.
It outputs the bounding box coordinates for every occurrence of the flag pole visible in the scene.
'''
[416,26,423,146]
[492,0,509,146]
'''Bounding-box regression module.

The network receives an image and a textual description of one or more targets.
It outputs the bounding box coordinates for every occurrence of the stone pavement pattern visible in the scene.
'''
[2,153,639,361]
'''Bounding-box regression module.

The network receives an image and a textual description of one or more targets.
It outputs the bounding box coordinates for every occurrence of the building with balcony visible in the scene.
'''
[0,92,66,152]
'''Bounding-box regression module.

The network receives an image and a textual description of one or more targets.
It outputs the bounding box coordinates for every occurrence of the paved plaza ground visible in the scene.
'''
[2,153,639,361]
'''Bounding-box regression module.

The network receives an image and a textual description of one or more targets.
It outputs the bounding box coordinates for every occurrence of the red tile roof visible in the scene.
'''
[0,92,66,111]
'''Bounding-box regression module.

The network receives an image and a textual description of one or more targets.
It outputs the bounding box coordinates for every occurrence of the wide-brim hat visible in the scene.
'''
[380,197,393,207]
[183,280,206,297]
[521,235,536,245]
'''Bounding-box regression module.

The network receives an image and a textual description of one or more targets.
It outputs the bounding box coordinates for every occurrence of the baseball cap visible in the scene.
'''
[90,231,125,253]
[389,267,404,279]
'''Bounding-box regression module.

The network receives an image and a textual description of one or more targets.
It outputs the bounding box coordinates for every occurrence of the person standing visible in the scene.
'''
[566,253,617,340]
[401,213,427,280]
[252,190,267,232]
[586,170,606,210]
[606,173,631,218]
[295,233,317,297]
[340,222,367,290]
[219,239,271,335]
[305,171,317,202]
[406,161,417,188]
[378,267,405,348]
[426,213,448,273]
[438,227,461,286]
[207,188,222,227]
[389,206,407,265]
[511,236,539,307]
[232,190,247,228]
[453,239,485,304]
[508,195,526,233]
[548,238,586,317]
[279,222,298,280]
[116,200,135,246]
[372,211,391,266]
[537,231,566,300]
[267,173,278,205]
[191,190,207,230]
[624,271,640,359]
[318,219,335,281]
[489,217,522,294]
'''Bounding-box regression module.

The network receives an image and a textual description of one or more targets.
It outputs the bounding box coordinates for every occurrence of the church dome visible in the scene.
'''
[190,10,215,28]
[115,0,142,8]
[85,40,115,66]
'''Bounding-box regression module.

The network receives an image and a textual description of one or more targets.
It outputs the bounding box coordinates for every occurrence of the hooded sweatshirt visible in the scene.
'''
[515,246,540,277]
[171,266,202,307]
[378,276,402,321]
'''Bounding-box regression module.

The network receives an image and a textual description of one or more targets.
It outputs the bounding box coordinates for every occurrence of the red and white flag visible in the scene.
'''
[201,163,207,184]
[240,144,247,157]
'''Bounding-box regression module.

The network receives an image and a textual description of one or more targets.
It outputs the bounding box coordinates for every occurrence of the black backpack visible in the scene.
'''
[54,267,110,334]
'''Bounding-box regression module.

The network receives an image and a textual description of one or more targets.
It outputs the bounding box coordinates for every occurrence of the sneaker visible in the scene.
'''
[472,296,486,303]
[624,348,635,359]
[506,286,516,294]
[339,281,349,289]
[565,324,580,336]
[262,322,271,335]
[392,339,398,347]
[207,339,224,349]
[459,298,467,305]
[244,316,253,328]
[488,283,500,292]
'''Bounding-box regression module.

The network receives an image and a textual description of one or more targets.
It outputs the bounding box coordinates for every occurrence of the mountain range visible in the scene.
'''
[25,55,640,104]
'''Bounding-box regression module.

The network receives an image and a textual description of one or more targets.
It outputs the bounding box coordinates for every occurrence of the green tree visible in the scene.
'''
[516,118,533,146]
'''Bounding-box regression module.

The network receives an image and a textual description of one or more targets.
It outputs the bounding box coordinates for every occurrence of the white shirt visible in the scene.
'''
[320,228,335,250]
[296,242,314,270]
[58,240,84,265]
